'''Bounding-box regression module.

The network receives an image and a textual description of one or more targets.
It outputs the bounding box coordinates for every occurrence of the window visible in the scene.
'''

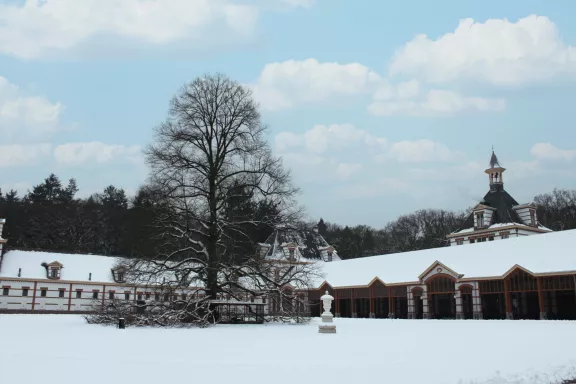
[59,289,65,298]
[501,232,509,239]
[529,210,536,226]
[478,237,486,242]
[288,248,295,261]
[109,291,115,300]
[475,212,484,227]
[124,293,130,300]
[41,289,47,297]
[155,293,160,301]
[262,297,266,304]
[2,287,9,296]
[137,293,143,301]
[164,294,169,302]
[470,239,475,244]
[327,251,333,262]
[455,239,464,245]
[116,271,125,282]
[92,291,99,299]
[145,293,151,300]
[181,294,187,301]
[250,296,255,303]
[22,288,29,297]
[76,290,82,299]
[49,268,59,278]
[488,236,494,241]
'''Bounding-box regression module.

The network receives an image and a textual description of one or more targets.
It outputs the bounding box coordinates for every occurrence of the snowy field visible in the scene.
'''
[1,315,576,384]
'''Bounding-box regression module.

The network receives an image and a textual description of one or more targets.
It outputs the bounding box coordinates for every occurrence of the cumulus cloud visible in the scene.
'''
[368,81,506,116]
[54,142,143,165]
[530,142,576,162]
[251,59,381,110]
[0,0,311,59]
[0,143,52,167]
[0,76,63,138]
[388,15,576,86]
[386,140,465,163]
[275,124,387,155]
[275,124,387,182]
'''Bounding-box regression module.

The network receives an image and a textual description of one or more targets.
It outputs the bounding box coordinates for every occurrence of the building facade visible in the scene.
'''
[446,151,551,246]
[308,228,576,321]
[0,221,327,315]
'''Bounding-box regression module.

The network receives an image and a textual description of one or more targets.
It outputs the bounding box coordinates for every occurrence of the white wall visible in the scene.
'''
[0,278,272,314]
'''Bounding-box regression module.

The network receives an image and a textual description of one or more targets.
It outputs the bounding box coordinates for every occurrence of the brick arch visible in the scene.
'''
[458,284,474,294]
[426,274,456,294]
[411,286,424,296]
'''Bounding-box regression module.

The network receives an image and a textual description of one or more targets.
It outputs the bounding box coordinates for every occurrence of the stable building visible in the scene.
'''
[446,151,552,246]
[309,229,576,320]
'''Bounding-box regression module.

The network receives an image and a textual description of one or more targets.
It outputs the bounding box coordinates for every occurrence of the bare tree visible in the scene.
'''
[111,73,314,325]
[535,189,576,231]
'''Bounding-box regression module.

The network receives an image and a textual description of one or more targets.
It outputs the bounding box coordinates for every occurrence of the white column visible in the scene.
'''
[455,290,464,319]
[422,288,429,319]
[407,287,415,319]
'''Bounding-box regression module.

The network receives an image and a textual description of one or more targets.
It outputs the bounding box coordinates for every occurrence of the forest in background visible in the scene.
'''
[0,173,575,260]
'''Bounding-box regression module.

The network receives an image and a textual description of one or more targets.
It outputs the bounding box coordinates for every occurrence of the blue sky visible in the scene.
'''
[1,0,575,227]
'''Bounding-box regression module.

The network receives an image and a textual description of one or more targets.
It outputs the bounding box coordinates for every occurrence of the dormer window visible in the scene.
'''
[283,242,298,261]
[112,267,127,283]
[44,261,63,280]
[529,210,536,226]
[475,212,484,228]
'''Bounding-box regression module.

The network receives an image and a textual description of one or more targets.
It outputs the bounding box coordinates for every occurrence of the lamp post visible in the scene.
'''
[318,291,336,334]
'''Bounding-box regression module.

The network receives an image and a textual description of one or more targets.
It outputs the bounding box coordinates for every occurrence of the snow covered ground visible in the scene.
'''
[1,315,575,384]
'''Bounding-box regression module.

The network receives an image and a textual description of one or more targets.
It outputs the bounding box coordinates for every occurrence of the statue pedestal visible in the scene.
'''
[318,291,337,334]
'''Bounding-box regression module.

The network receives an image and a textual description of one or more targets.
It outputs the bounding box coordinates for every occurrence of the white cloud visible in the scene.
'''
[387,139,465,164]
[0,76,63,137]
[0,0,311,59]
[335,163,363,180]
[389,15,576,86]
[368,81,506,116]
[54,142,143,165]
[275,124,387,155]
[530,142,576,162]
[0,143,52,167]
[251,59,381,110]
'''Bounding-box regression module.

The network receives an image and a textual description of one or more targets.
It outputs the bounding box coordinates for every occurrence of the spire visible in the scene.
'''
[485,149,506,192]
[489,149,501,168]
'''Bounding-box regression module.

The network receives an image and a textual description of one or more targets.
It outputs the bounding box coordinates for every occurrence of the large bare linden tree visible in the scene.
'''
[88,74,321,327]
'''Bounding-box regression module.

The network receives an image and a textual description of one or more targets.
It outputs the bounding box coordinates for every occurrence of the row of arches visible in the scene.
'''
[310,271,576,320]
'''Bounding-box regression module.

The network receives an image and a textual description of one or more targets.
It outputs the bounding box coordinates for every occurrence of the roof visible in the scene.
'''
[454,186,551,233]
[316,229,576,288]
[0,250,118,283]
[262,227,341,262]
[452,222,551,235]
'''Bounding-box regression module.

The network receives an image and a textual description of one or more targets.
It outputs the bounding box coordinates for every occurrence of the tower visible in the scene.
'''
[484,150,505,192]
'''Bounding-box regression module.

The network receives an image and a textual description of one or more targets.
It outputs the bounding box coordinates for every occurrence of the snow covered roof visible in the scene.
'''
[452,222,552,235]
[316,229,576,288]
[0,250,119,283]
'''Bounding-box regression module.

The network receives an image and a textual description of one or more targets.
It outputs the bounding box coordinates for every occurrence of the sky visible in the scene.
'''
[1,0,576,228]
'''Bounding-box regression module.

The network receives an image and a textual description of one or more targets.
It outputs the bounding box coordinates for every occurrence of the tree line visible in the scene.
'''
[1,174,574,260]
[317,188,576,259]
